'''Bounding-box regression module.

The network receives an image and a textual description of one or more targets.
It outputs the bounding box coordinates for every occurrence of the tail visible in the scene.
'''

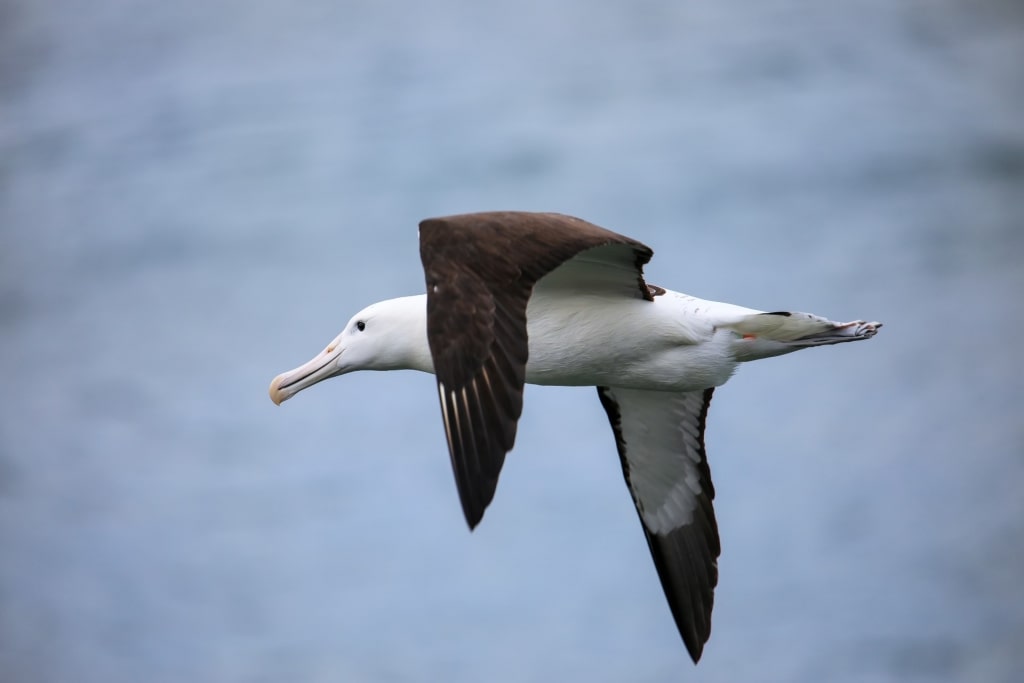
[726,311,882,362]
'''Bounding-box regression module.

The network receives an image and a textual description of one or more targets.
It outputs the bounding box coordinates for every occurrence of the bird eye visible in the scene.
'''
[356,321,366,331]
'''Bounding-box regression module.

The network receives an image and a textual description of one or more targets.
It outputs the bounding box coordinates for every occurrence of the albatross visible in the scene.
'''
[268,211,881,663]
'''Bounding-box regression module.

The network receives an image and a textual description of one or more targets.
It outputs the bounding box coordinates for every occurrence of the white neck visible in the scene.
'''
[385,294,434,374]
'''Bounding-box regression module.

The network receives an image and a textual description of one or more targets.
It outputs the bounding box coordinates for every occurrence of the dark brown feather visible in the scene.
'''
[419,211,653,528]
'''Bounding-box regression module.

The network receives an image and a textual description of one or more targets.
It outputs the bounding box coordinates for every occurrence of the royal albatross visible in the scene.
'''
[268,211,881,662]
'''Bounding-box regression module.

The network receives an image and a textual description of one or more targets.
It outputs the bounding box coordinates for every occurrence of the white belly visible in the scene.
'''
[522,289,742,391]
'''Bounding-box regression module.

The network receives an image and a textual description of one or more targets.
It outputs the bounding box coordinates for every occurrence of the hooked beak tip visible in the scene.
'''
[268,374,287,406]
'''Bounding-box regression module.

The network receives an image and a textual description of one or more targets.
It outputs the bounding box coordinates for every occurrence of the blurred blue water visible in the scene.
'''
[2,1,1023,681]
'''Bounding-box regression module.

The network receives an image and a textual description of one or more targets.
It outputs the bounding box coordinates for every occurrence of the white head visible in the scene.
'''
[268,294,432,405]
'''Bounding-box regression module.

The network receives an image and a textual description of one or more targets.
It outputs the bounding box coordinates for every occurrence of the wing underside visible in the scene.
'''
[597,385,720,663]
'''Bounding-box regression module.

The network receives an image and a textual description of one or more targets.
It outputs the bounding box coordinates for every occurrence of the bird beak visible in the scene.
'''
[269,337,345,405]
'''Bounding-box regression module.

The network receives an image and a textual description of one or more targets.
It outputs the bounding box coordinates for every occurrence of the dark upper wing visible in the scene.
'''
[419,211,653,529]
[596,386,720,663]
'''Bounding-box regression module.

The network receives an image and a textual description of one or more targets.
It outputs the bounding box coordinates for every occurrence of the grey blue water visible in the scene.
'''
[2,1,1022,681]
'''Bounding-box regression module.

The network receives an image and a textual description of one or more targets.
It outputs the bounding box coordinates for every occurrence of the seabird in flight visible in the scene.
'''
[268,211,881,662]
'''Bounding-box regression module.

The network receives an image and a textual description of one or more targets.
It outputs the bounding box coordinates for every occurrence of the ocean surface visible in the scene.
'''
[2,1,1022,681]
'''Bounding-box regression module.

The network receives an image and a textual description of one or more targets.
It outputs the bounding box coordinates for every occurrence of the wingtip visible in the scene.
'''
[461,499,486,531]
[678,611,708,664]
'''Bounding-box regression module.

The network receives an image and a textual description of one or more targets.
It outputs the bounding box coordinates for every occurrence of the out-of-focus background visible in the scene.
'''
[2,0,1022,681]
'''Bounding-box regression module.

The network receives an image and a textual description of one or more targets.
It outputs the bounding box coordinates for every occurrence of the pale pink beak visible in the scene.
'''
[268,339,345,405]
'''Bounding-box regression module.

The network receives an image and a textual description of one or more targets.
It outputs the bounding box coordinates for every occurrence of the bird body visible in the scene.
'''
[269,211,881,663]
[274,282,872,393]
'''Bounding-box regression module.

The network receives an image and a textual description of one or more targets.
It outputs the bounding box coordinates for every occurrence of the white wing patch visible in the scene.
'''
[535,243,648,300]
[604,387,712,535]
